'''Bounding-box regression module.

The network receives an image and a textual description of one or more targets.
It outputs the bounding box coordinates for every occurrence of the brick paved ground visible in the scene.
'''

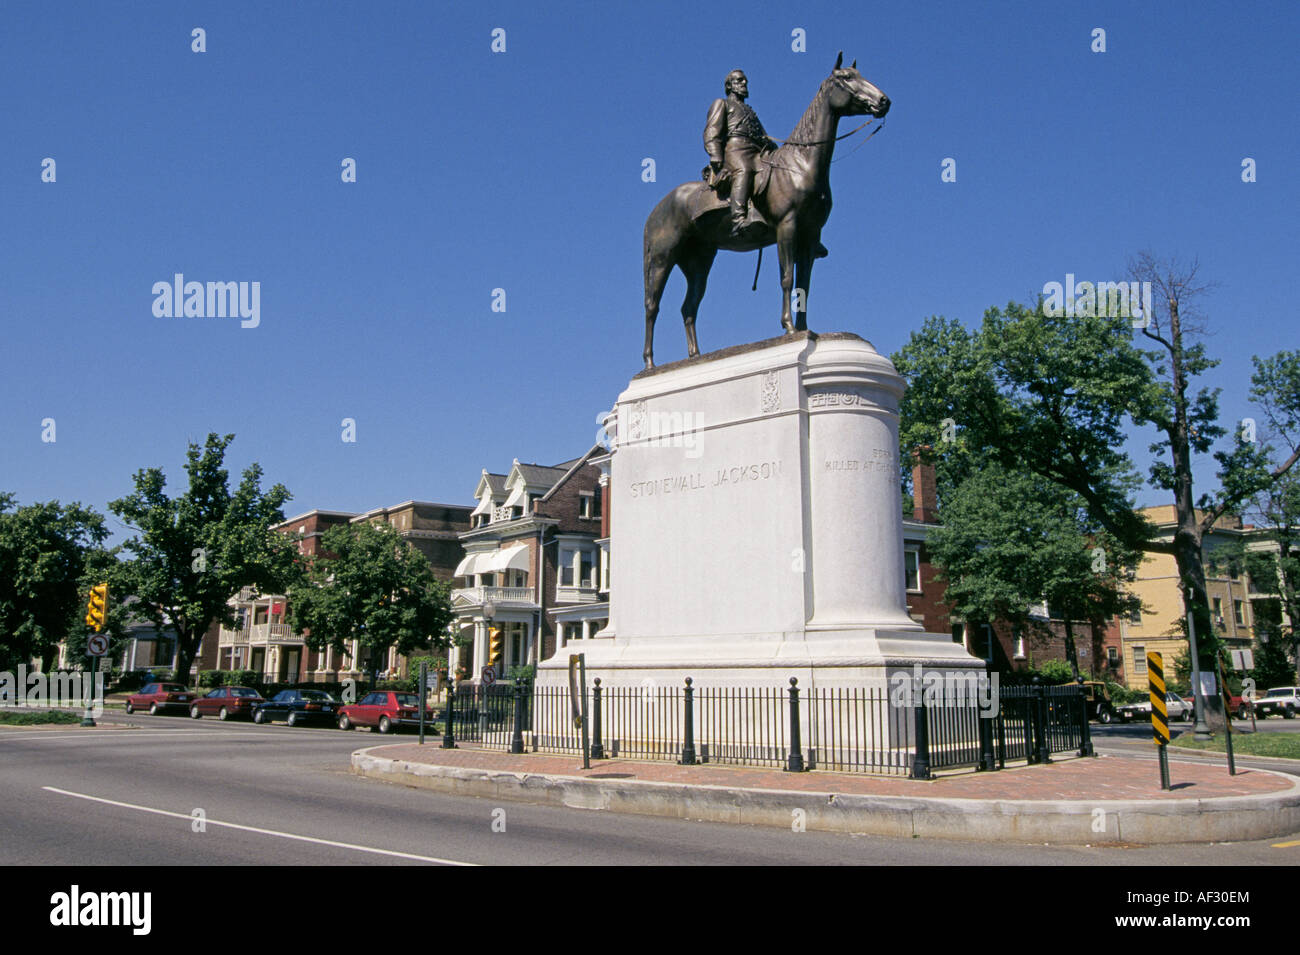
[369,742,1289,800]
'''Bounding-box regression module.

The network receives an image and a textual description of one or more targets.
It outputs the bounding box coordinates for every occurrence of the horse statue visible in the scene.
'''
[642,53,890,369]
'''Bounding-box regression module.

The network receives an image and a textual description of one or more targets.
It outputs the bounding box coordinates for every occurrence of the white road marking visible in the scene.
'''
[0,730,259,743]
[42,786,477,866]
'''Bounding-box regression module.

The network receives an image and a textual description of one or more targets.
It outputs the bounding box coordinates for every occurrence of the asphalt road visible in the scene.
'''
[3,711,1299,866]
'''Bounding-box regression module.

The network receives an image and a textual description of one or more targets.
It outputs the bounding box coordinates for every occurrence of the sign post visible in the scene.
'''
[1148,651,1171,790]
[568,653,590,770]
[1217,658,1236,776]
[418,661,428,745]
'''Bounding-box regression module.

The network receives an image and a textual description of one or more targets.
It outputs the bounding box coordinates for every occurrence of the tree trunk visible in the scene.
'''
[1062,617,1080,681]
[1170,538,1225,729]
[174,633,195,686]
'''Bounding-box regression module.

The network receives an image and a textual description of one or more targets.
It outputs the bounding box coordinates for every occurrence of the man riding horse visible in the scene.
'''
[703,70,779,237]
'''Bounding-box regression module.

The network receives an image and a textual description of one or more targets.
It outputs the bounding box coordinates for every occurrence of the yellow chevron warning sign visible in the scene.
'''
[1148,651,1169,744]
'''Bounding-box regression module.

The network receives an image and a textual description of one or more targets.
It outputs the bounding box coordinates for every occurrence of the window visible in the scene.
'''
[1234,600,1245,626]
[1133,647,1146,675]
[560,551,574,586]
[904,550,921,592]
[1128,606,1141,625]
[1212,597,1223,624]
[1107,647,1120,667]
[580,552,595,588]
[580,493,600,519]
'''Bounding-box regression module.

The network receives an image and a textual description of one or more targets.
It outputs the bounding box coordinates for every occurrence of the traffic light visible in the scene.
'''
[84,583,108,631]
[489,628,504,667]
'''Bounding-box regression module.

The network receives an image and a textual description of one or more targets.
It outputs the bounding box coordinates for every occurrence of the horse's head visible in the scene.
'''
[826,51,890,118]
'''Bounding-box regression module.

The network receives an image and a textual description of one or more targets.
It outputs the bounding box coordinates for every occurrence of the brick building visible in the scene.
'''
[216,502,471,683]
[450,447,607,680]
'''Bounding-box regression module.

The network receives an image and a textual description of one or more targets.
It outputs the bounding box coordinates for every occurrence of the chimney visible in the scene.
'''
[911,447,939,524]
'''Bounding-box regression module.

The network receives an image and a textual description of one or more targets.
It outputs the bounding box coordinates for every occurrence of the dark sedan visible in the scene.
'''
[253,689,341,726]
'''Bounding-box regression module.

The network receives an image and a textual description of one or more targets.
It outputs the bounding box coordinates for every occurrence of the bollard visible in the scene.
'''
[1076,678,1095,757]
[590,677,606,760]
[680,677,697,765]
[786,678,805,772]
[1031,677,1050,764]
[441,683,457,749]
[510,678,526,754]
[910,678,932,779]
[978,704,996,771]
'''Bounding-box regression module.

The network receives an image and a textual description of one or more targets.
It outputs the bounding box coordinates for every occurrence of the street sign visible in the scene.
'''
[480,665,497,686]
[86,634,109,657]
[1148,650,1171,791]
[1148,651,1169,744]
[1231,649,1255,671]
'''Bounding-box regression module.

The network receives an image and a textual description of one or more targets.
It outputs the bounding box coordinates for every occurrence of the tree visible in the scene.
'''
[1219,467,1300,681]
[924,463,1140,679]
[288,520,453,688]
[0,494,112,672]
[895,260,1300,690]
[109,434,294,684]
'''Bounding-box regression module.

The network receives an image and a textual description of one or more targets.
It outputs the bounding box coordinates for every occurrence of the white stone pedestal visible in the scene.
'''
[538,331,982,691]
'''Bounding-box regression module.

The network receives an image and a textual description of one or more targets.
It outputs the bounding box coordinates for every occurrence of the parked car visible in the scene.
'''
[337,690,436,733]
[253,689,341,726]
[1078,681,1115,724]
[1116,692,1193,723]
[124,683,195,715]
[1253,687,1300,719]
[189,686,265,720]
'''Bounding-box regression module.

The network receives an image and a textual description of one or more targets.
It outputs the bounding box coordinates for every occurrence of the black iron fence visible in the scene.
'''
[436,675,1092,778]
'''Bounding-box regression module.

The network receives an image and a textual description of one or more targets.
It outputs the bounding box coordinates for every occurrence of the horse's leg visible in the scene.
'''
[794,238,816,332]
[776,217,798,333]
[643,254,673,369]
[680,246,717,358]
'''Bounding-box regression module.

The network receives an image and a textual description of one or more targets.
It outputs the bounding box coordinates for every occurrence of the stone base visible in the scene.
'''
[543,331,985,692]
[537,629,982,690]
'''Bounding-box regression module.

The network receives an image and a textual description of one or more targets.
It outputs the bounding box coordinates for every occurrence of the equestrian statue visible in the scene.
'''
[642,53,890,368]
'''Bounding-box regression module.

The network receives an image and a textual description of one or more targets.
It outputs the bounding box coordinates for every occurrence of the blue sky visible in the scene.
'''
[2,0,1296,539]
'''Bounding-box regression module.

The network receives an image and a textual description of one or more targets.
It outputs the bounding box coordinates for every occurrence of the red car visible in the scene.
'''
[189,686,266,720]
[125,683,195,715]
[337,690,436,733]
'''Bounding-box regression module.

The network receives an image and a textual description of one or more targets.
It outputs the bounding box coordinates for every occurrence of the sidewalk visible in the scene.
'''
[352,743,1300,844]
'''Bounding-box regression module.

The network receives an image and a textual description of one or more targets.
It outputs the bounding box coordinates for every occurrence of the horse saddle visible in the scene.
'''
[700,159,774,201]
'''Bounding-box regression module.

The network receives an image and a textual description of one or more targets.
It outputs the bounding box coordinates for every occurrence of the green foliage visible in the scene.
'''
[198,670,225,688]
[1249,599,1294,690]
[1030,659,1076,684]
[288,520,453,685]
[1168,650,1192,695]
[507,663,536,683]
[0,709,81,725]
[0,494,113,671]
[108,434,294,684]
[223,669,261,688]
[893,263,1300,676]
[923,462,1141,678]
[1108,682,1143,705]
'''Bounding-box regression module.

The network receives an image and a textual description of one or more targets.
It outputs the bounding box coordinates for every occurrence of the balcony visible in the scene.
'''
[249,623,299,645]
[218,622,299,646]
[218,626,249,646]
[451,586,538,612]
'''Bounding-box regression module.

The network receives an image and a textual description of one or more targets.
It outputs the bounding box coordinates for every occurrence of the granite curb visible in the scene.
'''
[350,747,1300,844]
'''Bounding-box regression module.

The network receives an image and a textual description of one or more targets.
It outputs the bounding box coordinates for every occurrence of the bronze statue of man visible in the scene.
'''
[704,70,778,235]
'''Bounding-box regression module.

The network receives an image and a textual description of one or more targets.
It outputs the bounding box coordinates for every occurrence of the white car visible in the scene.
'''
[1116,692,1193,723]
[1253,687,1300,719]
